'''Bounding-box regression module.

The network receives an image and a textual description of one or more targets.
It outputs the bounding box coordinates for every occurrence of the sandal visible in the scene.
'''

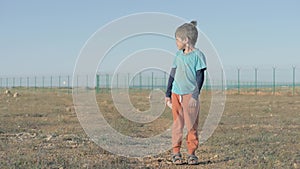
[187,154,199,165]
[172,153,183,165]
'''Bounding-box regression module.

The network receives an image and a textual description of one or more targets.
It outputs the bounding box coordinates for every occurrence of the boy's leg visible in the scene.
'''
[171,93,184,154]
[182,94,199,155]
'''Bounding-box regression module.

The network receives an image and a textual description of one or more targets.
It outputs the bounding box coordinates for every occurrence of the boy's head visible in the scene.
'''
[175,21,198,47]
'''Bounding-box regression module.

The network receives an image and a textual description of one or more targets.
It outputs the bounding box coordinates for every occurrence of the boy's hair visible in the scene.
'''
[175,21,198,46]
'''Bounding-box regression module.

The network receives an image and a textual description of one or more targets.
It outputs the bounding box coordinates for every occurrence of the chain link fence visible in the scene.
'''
[0,66,299,95]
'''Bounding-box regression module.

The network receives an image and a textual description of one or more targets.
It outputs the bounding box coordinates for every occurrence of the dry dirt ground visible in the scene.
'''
[0,89,299,169]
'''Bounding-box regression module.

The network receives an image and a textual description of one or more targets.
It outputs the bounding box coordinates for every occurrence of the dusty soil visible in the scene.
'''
[0,89,299,168]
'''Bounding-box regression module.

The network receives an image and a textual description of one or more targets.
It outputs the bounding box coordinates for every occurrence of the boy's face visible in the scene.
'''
[175,37,187,50]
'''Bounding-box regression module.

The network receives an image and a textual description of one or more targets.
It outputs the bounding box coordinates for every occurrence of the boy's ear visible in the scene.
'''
[183,37,189,44]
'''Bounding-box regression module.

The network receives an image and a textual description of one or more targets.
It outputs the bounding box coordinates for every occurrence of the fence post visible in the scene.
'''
[106,74,109,91]
[59,76,61,88]
[96,74,100,93]
[237,68,240,94]
[76,75,79,93]
[139,72,142,90]
[13,77,15,88]
[293,66,296,96]
[151,72,154,90]
[205,71,209,91]
[19,77,22,88]
[221,68,224,91]
[34,76,37,90]
[163,72,167,89]
[255,68,258,95]
[124,75,126,89]
[116,73,119,89]
[127,73,130,89]
[67,75,70,94]
[6,77,9,88]
[42,76,45,89]
[147,76,149,90]
[27,77,29,89]
[132,75,135,89]
[86,75,89,90]
[50,76,53,89]
[273,67,276,95]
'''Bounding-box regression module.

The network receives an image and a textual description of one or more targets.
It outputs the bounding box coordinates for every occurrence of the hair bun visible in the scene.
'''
[190,20,197,26]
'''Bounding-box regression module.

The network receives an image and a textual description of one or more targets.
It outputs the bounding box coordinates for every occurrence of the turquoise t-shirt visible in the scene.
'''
[171,49,207,95]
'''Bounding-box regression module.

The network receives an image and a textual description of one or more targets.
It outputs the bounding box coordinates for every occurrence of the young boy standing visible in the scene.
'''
[165,21,206,165]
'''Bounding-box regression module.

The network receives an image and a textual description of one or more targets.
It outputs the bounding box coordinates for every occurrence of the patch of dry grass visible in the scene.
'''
[0,88,299,168]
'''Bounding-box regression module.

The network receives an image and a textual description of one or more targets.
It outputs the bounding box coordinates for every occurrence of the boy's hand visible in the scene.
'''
[165,97,172,109]
[189,97,197,108]
[165,97,171,105]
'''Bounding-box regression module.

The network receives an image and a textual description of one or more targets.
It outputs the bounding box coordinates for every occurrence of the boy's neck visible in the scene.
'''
[183,47,195,54]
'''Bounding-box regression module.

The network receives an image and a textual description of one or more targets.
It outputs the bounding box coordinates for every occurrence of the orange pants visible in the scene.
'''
[171,93,199,155]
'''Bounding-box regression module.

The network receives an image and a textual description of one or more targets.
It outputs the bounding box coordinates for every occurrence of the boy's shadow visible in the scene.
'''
[166,157,234,166]
[194,157,234,166]
[182,157,234,165]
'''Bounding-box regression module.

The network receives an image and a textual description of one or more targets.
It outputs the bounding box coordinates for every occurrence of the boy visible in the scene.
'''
[165,20,206,165]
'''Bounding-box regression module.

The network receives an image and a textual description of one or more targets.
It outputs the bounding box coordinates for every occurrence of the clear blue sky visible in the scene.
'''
[1,0,299,76]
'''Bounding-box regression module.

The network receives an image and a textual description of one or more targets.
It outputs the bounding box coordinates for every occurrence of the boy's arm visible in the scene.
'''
[165,68,176,98]
[192,68,206,100]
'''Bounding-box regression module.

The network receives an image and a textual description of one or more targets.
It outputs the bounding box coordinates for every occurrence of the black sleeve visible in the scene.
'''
[192,68,206,100]
[165,68,176,98]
